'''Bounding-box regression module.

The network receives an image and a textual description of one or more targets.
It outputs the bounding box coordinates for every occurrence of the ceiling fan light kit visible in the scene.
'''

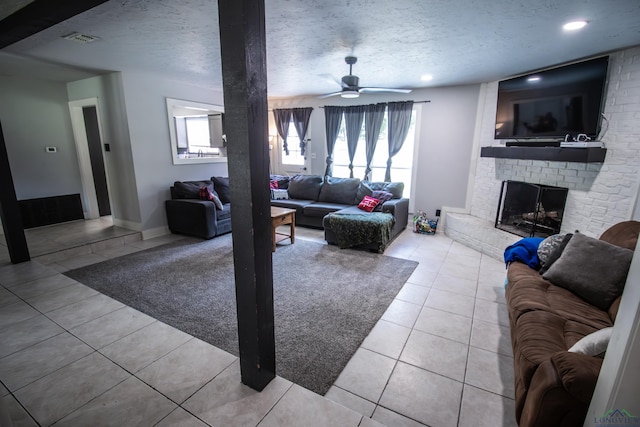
[320,56,412,99]
[341,89,360,98]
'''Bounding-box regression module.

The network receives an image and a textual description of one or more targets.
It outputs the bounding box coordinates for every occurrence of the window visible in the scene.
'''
[176,116,220,157]
[280,120,305,166]
[332,109,416,196]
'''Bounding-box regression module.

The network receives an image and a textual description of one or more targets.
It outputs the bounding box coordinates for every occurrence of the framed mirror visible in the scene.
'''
[166,97,227,165]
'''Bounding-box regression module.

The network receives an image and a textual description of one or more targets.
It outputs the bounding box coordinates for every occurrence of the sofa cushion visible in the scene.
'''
[303,202,353,218]
[287,174,323,200]
[212,176,231,204]
[355,182,374,203]
[365,181,404,199]
[506,262,613,330]
[173,180,213,199]
[318,176,361,205]
[216,203,232,221]
[542,232,633,310]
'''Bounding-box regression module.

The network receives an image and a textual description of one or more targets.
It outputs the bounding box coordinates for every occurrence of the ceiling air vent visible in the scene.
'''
[62,32,100,43]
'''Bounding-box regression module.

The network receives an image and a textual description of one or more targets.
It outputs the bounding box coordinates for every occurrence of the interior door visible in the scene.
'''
[82,106,111,216]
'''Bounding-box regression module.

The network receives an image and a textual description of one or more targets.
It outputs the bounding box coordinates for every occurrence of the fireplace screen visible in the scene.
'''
[495,180,568,238]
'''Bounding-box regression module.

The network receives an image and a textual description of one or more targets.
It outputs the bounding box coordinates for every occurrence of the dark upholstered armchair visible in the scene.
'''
[165,178,231,239]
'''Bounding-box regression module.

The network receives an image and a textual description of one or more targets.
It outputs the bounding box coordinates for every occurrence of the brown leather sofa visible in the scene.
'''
[505,221,640,427]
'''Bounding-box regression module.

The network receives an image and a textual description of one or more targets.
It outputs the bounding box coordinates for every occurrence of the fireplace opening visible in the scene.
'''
[495,180,568,238]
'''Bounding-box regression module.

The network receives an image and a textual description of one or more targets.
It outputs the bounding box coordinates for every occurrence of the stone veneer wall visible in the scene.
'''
[446,46,640,257]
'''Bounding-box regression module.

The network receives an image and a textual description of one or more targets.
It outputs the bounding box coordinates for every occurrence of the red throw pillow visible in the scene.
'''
[358,195,380,212]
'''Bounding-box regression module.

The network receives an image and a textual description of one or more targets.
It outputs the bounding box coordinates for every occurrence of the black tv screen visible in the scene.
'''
[495,56,609,140]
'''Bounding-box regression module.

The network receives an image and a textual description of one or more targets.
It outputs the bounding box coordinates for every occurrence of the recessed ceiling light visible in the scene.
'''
[421,74,433,82]
[527,76,541,82]
[563,20,587,31]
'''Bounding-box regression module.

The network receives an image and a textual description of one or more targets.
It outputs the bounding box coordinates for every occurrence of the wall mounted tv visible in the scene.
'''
[494,56,609,141]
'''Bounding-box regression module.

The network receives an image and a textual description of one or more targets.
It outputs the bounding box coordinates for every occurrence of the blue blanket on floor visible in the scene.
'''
[504,237,544,269]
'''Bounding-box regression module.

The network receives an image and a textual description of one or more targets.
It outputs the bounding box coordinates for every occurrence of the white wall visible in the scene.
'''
[118,72,229,232]
[269,84,481,216]
[469,46,640,238]
[0,76,83,200]
[67,73,141,224]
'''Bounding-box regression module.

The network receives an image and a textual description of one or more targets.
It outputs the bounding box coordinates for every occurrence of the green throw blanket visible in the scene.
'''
[327,212,395,253]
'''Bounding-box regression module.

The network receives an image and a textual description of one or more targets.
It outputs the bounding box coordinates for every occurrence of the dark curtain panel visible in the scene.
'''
[344,105,365,177]
[291,107,313,156]
[324,106,344,177]
[385,101,414,182]
[273,109,292,155]
[363,103,386,181]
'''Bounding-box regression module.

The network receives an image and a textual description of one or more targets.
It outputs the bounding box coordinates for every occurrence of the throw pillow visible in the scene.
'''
[568,327,613,358]
[271,189,289,200]
[371,190,394,212]
[358,195,380,212]
[212,177,231,204]
[542,232,633,310]
[538,233,573,274]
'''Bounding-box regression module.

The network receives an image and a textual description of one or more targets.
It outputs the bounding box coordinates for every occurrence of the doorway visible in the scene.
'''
[68,98,112,219]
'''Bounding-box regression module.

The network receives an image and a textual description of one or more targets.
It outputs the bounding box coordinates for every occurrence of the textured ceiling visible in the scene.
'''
[1,0,639,98]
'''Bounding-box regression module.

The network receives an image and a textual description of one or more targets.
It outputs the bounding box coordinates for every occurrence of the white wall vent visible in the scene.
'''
[62,32,101,43]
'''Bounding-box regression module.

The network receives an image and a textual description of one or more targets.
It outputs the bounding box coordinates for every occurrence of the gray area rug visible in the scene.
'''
[64,234,418,395]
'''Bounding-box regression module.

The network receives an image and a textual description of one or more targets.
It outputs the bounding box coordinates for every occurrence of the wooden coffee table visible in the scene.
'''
[270,206,296,252]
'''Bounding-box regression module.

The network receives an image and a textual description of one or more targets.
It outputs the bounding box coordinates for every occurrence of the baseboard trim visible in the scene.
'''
[142,226,170,240]
[112,218,142,231]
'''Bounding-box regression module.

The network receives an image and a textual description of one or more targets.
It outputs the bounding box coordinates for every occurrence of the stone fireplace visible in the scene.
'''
[443,47,640,260]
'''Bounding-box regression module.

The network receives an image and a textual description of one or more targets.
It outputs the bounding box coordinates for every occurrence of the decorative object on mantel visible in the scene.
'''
[480,146,607,163]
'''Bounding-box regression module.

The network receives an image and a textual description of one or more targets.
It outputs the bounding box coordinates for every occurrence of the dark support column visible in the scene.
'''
[217,0,275,391]
[0,121,30,263]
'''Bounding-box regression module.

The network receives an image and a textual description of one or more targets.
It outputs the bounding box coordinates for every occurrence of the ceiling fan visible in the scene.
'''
[319,56,412,99]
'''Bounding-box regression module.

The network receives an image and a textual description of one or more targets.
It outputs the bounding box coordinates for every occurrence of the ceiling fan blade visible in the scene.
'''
[317,91,343,99]
[318,73,341,86]
[360,87,412,94]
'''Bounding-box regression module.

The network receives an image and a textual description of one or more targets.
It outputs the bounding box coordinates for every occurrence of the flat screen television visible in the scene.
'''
[494,56,609,141]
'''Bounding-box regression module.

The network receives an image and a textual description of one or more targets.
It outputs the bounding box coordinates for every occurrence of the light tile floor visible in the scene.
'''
[0,219,516,426]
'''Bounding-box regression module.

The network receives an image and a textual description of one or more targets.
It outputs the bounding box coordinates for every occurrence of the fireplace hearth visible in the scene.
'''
[495,180,568,238]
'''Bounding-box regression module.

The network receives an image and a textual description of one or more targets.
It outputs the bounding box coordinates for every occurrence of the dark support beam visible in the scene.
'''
[0,0,108,49]
[0,121,30,263]
[217,0,275,391]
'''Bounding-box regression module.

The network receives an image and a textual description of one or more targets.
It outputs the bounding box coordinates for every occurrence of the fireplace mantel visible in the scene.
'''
[480,146,607,163]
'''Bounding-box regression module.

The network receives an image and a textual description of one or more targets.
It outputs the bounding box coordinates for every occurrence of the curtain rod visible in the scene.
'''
[268,100,430,111]
[318,100,431,108]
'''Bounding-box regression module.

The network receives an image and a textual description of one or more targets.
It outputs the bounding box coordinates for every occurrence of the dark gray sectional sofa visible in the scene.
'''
[270,174,409,248]
[165,174,410,250]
